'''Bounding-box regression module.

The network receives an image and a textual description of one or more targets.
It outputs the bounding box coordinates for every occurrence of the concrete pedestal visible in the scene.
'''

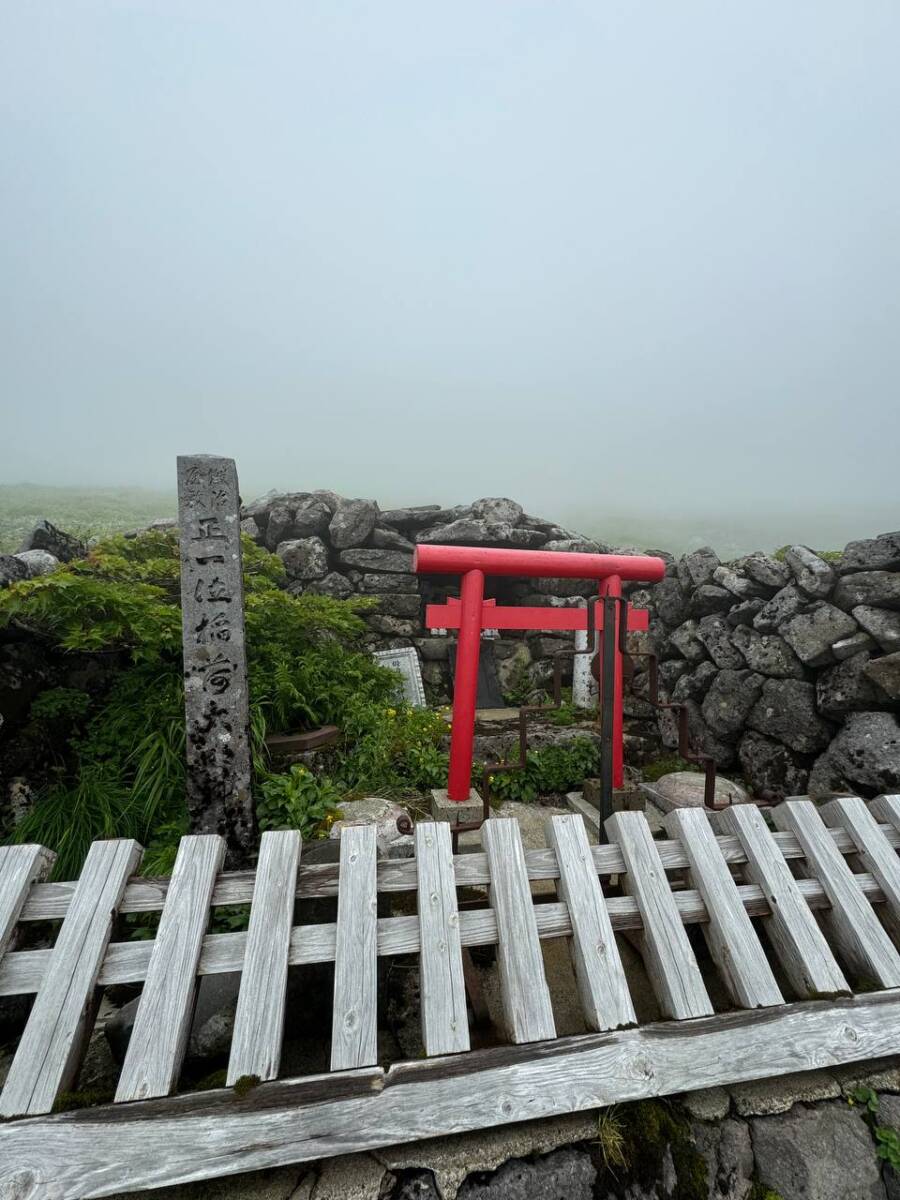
[430,788,484,827]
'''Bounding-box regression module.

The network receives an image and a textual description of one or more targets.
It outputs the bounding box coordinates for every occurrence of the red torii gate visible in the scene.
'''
[414,544,666,815]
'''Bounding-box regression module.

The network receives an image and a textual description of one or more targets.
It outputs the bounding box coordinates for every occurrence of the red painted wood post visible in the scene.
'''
[600,574,625,789]
[447,568,485,801]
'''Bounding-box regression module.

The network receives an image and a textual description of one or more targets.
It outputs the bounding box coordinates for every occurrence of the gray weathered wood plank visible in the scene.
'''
[482,817,556,1043]
[663,808,782,1009]
[546,813,635,1030]
[17,820,900,920]
[226,830,301,1085]
[605,810,712,1019]
[869,795,900,834]
[330,823,378,1071]
[115,835,225,1102]
[821,796,900,943]
[0,844,55,961]
[6,989,900,1199]
[415,822,469,1056]
[772,799,900,987]
[717,804,848,997]
[0,838,141,1117]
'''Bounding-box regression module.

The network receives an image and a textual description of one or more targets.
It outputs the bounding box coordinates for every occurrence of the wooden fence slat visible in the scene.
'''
[821,796,900,942]
[482,817,556,1043]
[605,811,712,1019]
[330,824,378,1071]
[772,800,900,987]
[17,820,900,920]
[415,822,469,1057]
[869,795,900,834]
[115,835,225,1103]
[546,814,636,1031]
[0,844,55,961]
[226,831,301,1086]
[664,809,782,1009]
[0,838,141,1118]
[718,804,848,997]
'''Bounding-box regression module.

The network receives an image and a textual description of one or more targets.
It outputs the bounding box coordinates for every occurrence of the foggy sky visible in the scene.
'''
[2,2,899,545]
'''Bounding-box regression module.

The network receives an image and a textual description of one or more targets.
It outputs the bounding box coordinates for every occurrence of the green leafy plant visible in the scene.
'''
[849,1086,900,1172]
[487,736,602,803]
[257,764,344,838]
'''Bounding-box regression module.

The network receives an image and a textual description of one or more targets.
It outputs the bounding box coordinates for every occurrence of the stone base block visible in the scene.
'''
[430,788,484,827]
[582,778,645,817]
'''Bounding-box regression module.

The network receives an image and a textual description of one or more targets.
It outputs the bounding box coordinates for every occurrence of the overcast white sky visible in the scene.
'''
[2,2,898,547]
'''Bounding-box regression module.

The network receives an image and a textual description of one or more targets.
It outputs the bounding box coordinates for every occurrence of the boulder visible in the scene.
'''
[834,571,900,612]
[311,488,343,512]
[864,652,900,701]
[690,584,734,616]
[677,546,720,591]
[653,576,690,627]
[726,598,766,627]
[743,551,791,591]
[265,503,296,549]
[370,527,414,551]
[784,545,836,599]
[328,798,414,859]
[701,668,765,738]
[815,711,900,795]
[853,605,900,653]
[18,519,85,563]
[303,571,353,599]
[738,731,810,801]
[456,1146,595,1200]
[833,630,877,660]
[276,537,329,580]
[669,619,709,664]
[542,537,609,554]
[529,575,596,598]
[240,487,280,524]
[731,625,805,679]
[14,549,60,578]
[356,572,418,594]
[657,659,690,696]
[780,602,858,667]
[291,496,332,538]
[750,1101,883,1200]
[240,516,262,541]
[417,518,544,548]
[370,594,421,619]
[365,614,418,637]
[328,498,379,549]
[338,549,414,573]
[379,505,445,531]
[671,661,719,702]
[748,678,833,754]
[470,497,524,526]
[696,615,744,669]
[644,770,749,810]
[682,699,737,767]
[817,652,890,718]
[0,555,32,588]
[753,584,809,633]
[712,565,766,599]
[839,530,900,574]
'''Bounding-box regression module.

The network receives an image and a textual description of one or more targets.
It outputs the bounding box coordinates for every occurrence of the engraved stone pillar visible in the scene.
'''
[177,455,254,863]
[572,623,598,711]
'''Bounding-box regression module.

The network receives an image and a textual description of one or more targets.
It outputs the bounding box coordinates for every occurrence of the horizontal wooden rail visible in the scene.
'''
[16,824,897,922]
[0,871,887,998]
[3,989,900,1199]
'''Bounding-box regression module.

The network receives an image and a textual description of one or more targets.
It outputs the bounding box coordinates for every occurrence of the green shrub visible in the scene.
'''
[487,736,601,803]
[257,764,344,838]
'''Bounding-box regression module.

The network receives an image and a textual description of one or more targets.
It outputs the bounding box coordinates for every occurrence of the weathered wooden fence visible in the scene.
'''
[3,796,900,1197]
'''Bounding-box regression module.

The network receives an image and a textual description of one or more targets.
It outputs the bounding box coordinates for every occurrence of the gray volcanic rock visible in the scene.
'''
[657,659,690,696]
[753,585,808,634]
[713,565,766,599]
[671,661,719,702]
[677,546,720,591]
[833,630,877,660]
[356,572,418,593]
[338,548,414,573]
[15,550,59,577]
[417,518,543,548]
[691,584,734,616]
[816,652,890,718]
[696,615,744,668]
[865,652,900,702]
[329,498,379,549]
[743,552,791,591]
[0,555,31,588]
[653,576,690,627]
[750,1102,883,1200]
[780,603,858,667]
[301,571,353,599]
[738,731,810,801]
[370,527,414,551]
[369,593,421,618]
[379,505,444,531]
[810,711,900,798]
[265,502,295,549]
[833,571,900,612]
[240,516,262,540]
[669,619,709,664]
[240,488,279,525]
[701,669,765,738]
[839,530,900,574]
[852,606,900,653]
[682,699,737,767]
[731,625,805,679]
[471,496,524,526]
[748,678,833,754]
[276,537,329,580]
[18,519,85,563]
[726,598,766,627]
[291,496,332,538]
[542,537,608,554]
[784,545,836,599]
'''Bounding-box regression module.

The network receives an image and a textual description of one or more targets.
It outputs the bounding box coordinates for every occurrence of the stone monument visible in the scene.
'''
[177,454,254,863]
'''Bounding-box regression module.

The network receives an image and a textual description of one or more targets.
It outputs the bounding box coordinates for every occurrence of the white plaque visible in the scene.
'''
[372,646,427,708]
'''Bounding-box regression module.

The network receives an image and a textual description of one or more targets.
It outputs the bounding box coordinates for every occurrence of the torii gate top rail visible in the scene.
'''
[3,795,900,1196]
[414,543,666,806]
